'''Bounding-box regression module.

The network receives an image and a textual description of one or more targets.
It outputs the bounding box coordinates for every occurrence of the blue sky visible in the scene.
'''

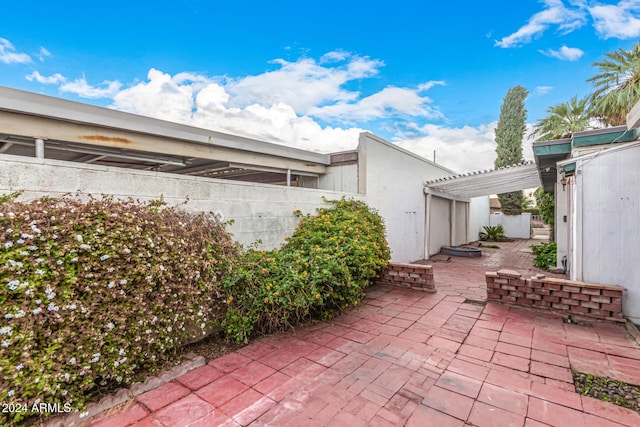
[1,0,639,172]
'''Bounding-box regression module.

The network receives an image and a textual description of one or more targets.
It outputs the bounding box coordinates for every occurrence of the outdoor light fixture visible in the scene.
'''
[561,176,568,190]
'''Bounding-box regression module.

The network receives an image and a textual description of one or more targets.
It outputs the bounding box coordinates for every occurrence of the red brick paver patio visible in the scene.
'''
[91,240,640,427]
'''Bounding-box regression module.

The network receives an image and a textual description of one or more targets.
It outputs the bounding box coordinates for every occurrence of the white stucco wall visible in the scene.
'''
[468,196,490,242]
[357,133,455,262]
[555,177,570,270]
[571,143,640,323]
[318,163,358,193]
[0,154,361,250]
[489,213,531,239]
[428,196,451,256]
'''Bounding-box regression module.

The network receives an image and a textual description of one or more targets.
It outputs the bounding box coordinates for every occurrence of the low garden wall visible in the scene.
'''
[486,269,626,322]
[375,263,435,292]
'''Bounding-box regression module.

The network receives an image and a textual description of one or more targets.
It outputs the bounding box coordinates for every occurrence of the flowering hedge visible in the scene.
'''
[0,195,390,423]
[0,195,236,424]
[222,198,390,343]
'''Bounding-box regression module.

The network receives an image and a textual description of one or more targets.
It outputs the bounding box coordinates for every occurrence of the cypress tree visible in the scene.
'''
[494,85,528,215]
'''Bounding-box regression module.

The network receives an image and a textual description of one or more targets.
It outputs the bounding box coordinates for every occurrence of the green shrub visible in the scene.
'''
[0,195,235,423]
[531,242,557,270]
[222,198,390,343]
[522,208,540,215]
[479,224,507,242]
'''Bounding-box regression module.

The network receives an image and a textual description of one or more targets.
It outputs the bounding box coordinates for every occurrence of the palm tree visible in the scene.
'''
[531,96,595,141]
[587,42,640,126]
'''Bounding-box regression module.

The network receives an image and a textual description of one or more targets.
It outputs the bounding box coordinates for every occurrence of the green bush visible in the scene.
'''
[0,195,235,423]
[479,224,507,242]
[531,242,557,270]
[522,208,540,215]
[222,198,390,343]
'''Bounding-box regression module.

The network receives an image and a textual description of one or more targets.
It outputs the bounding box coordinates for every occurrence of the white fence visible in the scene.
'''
[489,212,531,239]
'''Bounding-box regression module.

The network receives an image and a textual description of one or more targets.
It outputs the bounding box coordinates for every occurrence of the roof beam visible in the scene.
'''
[0,111,326,174]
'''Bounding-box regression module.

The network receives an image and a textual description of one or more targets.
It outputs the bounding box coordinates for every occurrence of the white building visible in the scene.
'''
[534,106,640,324]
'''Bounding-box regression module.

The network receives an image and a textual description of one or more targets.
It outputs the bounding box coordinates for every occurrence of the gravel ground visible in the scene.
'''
[574,372,640,412]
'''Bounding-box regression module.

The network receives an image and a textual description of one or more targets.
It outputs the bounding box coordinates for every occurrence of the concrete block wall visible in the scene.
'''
[485,270,626,322]
[0,154,362,250]
[375,263,435,292]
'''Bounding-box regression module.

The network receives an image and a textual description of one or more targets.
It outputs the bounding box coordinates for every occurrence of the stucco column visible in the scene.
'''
[35,138,45,158]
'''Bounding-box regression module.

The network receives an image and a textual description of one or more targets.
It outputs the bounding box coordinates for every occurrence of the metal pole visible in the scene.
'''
[35,138,45,158]
[286,169,291,187]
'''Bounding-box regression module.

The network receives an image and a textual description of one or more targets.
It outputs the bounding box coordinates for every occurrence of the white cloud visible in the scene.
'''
[309,85,443,123]
[395,122,536,173]
[224,53,383,114]
[38,47,51,62]
[395,123,498,172]
[26,71,66,84]
[495,0,587,48]
[112,69,195,122]
[32,52,452,155]
[60,77,122,99]
[539,45,584,60]
[589,0,640,39]
[535,86,554,96]
[0,37,31,64]
[418,81,446,91]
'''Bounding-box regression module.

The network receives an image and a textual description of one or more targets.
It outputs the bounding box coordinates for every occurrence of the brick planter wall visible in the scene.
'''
[486,269,626,322]
[375,262,435,292]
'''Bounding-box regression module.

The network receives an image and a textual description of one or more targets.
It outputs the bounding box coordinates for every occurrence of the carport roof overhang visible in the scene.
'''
[0,86,329,176]
[424,162,541,201]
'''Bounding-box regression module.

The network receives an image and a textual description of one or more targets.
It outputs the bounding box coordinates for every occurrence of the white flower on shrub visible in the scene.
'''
[21,233,33,239]
[1,340,9,347]
[76,234,83,242]
[107,323,115,330]
[47,302,59,312]
[35,258,44,263]
[29,245,37,251]
[15,364,23,370]
[45,288,56,299]
[7,280,19,290]
[0,326,12,336]
[119,279,127,285]
[79,244,90,250]
[56,259,63,265]
[70,257,78,263]
[7,390,14,397]
[100,255,109,261]
[19,250,29,256]
[4,241,13,249]
[68,357,76,365]
[35,269,45,275]
[107,282,115,288]
[32,308,42,315]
